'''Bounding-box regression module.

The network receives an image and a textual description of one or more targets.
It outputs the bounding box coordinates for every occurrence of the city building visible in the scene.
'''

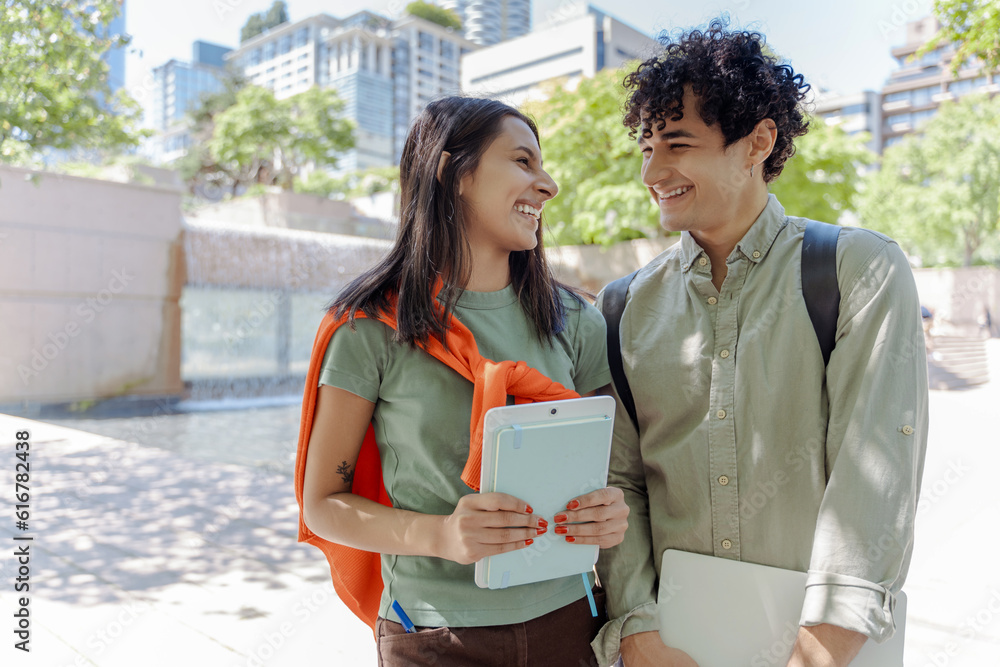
[104,0,127,95]
[440,0,530,46]
[147,40,233,164]
[812,90,882,154]
[226,10,478,172]
[880,16,998,151]
[460,4,658,107]
[391,13,478,161]
[318,12,395,172]
[231,13,338,100]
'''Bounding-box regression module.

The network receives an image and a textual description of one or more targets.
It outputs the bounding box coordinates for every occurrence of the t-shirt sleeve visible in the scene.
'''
[317,318,389,403]
[570,299,612,395]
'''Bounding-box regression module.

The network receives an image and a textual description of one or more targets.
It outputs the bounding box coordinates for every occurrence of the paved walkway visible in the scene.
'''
[1,340,998,666]
[0,419,376,666]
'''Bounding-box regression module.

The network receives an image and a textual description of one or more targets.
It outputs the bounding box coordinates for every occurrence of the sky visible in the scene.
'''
[122,0,937,106]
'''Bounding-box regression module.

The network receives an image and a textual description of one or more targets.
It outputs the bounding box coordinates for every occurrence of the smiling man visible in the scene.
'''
[593,21,929,667]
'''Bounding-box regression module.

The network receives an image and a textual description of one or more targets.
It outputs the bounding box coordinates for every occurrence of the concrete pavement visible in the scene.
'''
[0,340,997,666]
[0,418,377,666]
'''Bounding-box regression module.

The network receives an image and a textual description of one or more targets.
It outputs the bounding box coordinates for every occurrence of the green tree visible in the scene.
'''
[294,165,400,199]
[858,94,1000,266]
[524,68,659,246]
[405,1,462,31]
[769,117,875,224]
[0,0,146,160]
[176,73,248,196]
[240,0,290,43]
[190,85,354,195]
[917,0,1000,75]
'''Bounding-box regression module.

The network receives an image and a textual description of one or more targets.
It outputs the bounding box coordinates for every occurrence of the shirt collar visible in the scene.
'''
[678,194,788,272]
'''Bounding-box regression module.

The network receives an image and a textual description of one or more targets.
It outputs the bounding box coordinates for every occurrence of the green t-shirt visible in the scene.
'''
[319,284,612,627]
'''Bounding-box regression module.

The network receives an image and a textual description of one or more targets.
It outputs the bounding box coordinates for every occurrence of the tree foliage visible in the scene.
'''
[240,0,290,43]
[176,73,248,196]
[524,68,659,246]
[918,0,1000,75]
[858,94,1000,266]
[0,0,146,161]
[182,84,354,196]
[406,1,462,31]
[769,117,875,224]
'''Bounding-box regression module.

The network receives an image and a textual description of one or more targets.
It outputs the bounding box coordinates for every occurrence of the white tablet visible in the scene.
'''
[658,549,907,666]
[474,395,616,589]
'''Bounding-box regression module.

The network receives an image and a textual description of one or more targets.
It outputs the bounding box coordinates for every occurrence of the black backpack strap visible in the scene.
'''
[600,270,640,433]
[802,220,842,366]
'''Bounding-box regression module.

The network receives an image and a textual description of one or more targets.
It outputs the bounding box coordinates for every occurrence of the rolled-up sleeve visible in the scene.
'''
[799,237,929,642]
[592,294,662,666]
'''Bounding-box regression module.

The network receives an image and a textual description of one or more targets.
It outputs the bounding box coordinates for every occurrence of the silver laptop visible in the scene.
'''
[657,549,906,666]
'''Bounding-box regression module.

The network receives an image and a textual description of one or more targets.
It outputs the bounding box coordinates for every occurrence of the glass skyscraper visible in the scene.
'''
[439,0,531,46]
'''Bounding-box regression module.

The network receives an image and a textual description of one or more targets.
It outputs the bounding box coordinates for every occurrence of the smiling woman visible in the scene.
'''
[293,97,623,667]
[456,115,559,291]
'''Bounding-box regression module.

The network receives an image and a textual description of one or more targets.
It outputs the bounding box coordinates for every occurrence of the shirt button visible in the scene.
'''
[752,250,761,259]
[707,296,718,305]
[721,539,733,550]
[716,409,726,419]
[902,425,914,435]
[718,475,730,486]
[682,263,690,271]
[720,349,730,359]
[698,257,708,266]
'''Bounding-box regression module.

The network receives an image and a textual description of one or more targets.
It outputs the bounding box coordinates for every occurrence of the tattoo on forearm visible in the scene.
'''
[336,460,355,486]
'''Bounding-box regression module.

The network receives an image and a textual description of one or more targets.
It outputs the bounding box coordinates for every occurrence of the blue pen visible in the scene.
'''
[391,599,416,633]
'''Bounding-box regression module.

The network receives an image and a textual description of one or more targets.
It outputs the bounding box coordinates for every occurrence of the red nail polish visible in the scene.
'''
[525,504,533,514]
[536,527,547,535]
[566,500,580,510]
[554,514,568,523]
[554,526,568,535]
[565,536,576,543]
[525,538,534,546]
[537,519,548,529]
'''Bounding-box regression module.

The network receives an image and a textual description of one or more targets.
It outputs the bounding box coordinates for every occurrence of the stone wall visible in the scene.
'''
[187,190,396,240]
[0,165,185,407]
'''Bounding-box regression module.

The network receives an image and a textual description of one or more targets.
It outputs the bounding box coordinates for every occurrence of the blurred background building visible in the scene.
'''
[147,40,232,164]
[223,10,477,172]
[440,0,531,46]
[461,4,657,106]
[879,16,998,151]
[812,90,883,154]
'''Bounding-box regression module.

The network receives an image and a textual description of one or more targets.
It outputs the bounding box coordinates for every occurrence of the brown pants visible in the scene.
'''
[376,588,607,667]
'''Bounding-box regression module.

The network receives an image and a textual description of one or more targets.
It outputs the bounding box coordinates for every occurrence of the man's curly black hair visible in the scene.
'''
[623,19,811,183]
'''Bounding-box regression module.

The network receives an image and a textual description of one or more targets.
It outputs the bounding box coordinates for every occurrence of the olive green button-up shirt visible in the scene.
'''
[593,195,928,665]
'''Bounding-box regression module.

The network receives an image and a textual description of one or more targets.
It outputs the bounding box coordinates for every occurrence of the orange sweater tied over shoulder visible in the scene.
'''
[293,286,580,636]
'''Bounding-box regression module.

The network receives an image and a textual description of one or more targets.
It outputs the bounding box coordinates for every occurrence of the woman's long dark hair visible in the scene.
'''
[329,96,578,346]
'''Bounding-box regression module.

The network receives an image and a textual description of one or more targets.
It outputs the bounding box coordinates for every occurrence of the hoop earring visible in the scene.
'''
[749,164,754,178]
